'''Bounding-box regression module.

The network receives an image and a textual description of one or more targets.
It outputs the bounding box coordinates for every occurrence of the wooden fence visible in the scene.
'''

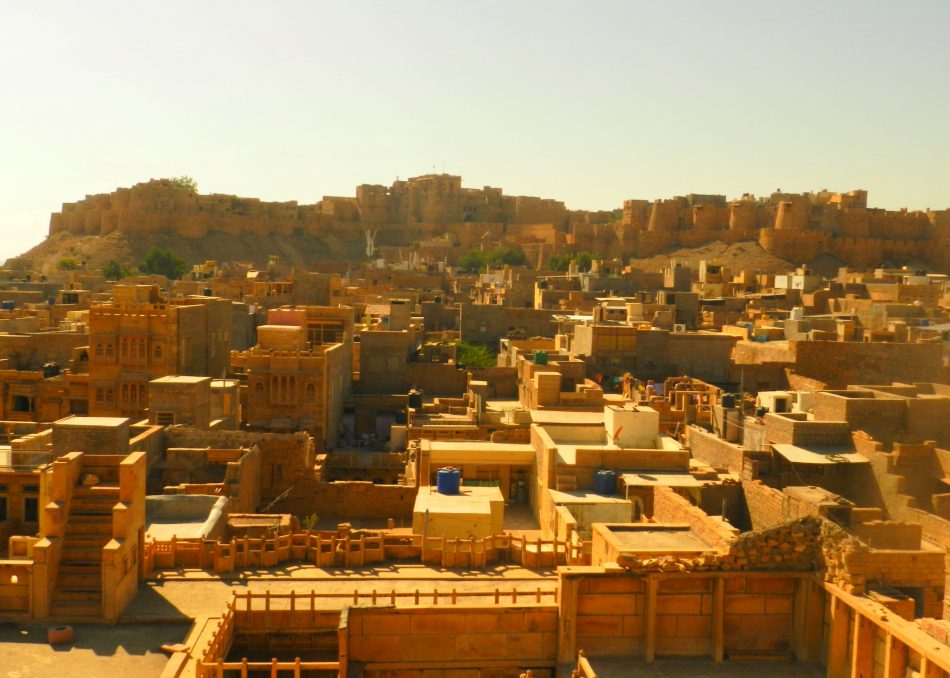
[197,587,559,677]
[144,531,590,575]
[196,594,342,678]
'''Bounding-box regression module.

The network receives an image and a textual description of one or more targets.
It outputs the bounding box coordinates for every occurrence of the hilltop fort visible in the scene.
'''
[43,174,950,272]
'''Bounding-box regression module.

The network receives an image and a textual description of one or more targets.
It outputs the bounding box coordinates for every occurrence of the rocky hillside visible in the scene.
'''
[7,228,366,277]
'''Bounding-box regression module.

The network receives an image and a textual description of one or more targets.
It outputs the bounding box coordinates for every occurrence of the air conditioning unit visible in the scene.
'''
[672,323,687,333]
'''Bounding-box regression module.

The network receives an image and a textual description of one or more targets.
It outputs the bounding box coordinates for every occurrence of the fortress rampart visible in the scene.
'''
[48,177,950,270]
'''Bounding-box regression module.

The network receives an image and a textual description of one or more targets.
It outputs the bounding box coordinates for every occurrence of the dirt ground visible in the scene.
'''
[0,622,190,678]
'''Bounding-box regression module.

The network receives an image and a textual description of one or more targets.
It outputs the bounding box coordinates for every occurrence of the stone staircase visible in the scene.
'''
[50,484,117,619]
[556,473,577,492]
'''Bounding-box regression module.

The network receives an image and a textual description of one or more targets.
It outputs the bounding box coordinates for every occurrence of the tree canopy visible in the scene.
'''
[457,247,527,274]
[456,341,497,369]
[140,247,188,280]
[547,251,594,273]
[56,258,79,271]
[102,259,130,281]
[168,176,198,192]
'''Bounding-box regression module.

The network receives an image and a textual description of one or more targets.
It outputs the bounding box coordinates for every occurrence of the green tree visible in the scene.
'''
[457,250,487,273]
[546,251,594,273]
[101,259,129,281]
[457,247,527,273]
[456,341,497,369]
[548,253,572,272]
[168,176,198,192]
[140,247,188,280]
[56,258,79,271]
[575,252,594,272]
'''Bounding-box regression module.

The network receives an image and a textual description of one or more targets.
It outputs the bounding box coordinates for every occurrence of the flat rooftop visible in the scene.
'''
[600,524,718,553]
[151,375,211,384]
[55,416,130,428]
[549,489,630,505]
[530,410,604,426]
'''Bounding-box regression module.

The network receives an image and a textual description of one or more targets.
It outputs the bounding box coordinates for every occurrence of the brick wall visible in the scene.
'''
[793,341,945,390]
[741,481,786,531]
[565,570,799,660]
[687,425,745,473]
[278,480,416,521]
[652,486,735,550]
[346,605,557,672]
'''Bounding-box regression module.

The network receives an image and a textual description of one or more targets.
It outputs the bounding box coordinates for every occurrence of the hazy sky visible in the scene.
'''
[2,1,949,262]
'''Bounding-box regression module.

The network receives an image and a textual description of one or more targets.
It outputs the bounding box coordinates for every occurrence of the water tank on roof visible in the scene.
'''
[721,393,736,409]
[533,351,548,365]
[437,467,461,495]
[408,390,423,409]
[594,469,617,496]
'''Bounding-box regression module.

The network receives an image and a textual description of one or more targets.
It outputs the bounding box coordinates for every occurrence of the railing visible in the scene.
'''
[201,659,340,677]
[572,649,598,678]
[143,530,591,576]
[231,587,557,611]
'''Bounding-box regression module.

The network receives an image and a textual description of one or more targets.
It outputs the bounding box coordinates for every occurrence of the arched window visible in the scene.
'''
[305,383,316,399]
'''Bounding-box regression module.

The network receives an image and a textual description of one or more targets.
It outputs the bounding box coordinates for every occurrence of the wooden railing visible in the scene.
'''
[144,530,590,576]
[230,587,557,612]
[572,649,598,678]
[197,593,343,677]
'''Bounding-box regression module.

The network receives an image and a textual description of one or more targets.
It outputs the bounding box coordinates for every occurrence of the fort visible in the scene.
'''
[46,176,950,271]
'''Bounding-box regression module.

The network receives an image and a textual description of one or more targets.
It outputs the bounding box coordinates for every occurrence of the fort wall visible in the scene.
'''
[47,178,950,271]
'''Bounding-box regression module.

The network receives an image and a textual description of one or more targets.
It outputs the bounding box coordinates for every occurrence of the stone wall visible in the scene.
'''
[345,605,557,671]
[686,425,745,473]
[45,179,950,271]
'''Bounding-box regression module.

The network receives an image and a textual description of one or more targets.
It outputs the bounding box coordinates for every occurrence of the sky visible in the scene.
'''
[1,1,949,262]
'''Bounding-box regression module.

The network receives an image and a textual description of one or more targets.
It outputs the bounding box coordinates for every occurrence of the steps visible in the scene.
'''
[50,484,118,620]
[556,474,577,492]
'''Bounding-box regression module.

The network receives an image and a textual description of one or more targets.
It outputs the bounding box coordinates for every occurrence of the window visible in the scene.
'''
[11,395,32,413]
[156,412,175,426]
[95,344,104,356]
[23,485,39,524]
[154,344,163,360]
[0,485,7,522]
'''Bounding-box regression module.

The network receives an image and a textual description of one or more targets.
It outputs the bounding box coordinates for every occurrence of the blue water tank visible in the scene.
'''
[594,469,617,496]
[436,467,461,495]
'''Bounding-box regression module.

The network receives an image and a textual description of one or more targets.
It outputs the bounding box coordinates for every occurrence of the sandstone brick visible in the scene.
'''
[411,611,469,634]
[577,615,623,637]
[677,615,712,637]
[747,577,795,594]
[506,632,543,660]
[524,610,558,632]
[588,576,643,594]
[622,614,644,637]
[362,612,411,635]
[765,595,794,614]
[578,594,636,615]
[401,633,458,661]
[724,594,765,615]
[656,594,703,615]
[454,632,507,661]
[360,634,401,662]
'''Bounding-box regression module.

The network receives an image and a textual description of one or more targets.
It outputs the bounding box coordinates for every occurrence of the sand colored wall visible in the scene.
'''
[345,605,557,672]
